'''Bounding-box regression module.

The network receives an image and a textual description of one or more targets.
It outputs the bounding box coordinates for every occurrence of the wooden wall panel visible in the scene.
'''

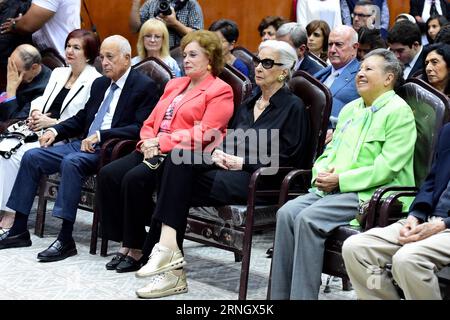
[387,0,410,28]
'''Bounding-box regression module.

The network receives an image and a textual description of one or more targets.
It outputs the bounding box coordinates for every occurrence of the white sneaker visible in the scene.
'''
[135,243,186,278]
[136,270,188,299]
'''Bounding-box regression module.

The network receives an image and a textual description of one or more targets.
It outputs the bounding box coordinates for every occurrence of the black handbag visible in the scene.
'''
[0,120,38,159]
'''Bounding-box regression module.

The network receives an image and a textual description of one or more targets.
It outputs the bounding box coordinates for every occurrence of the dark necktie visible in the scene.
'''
[88,83,118,137]
[430,0,438,17]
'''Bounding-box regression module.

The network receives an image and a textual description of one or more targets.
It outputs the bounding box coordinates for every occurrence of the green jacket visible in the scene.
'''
[312,91,416,210]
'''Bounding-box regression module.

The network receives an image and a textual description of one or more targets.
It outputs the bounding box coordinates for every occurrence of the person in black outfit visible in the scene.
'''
[134,39,309,299]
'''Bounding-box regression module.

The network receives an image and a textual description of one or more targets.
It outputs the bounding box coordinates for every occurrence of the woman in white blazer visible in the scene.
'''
[0,29,101,236]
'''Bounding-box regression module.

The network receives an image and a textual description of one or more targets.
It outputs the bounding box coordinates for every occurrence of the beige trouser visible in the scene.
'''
[342,219,450,300]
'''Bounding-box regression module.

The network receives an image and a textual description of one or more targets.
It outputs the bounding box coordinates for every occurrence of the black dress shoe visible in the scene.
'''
[37,238,77,262]
[266,246,273,258]
[0,230,32,249]
[116,256,148,273]
[105,253,126,270]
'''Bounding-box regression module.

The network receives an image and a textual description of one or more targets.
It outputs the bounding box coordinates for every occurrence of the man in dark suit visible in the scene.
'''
[0,35,159,262]
[276,22,324,76]
[0,44,51,128]
[388,20,424,79]
[343,122,450,299]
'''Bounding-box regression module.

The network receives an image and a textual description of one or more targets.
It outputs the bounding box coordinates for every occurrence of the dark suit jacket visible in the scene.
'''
[410,0,450,33]
[409,123,450,228]
[314,58,360,118]
[298,54,324,76]
[53,68,158,143]
[0,64,51,121]
[408,48,425,79]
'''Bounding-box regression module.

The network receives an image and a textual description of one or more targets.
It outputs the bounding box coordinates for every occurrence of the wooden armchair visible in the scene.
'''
[186,70,331,300]
[232,46,257,89]
[273,78,450,295]
[40,47,66,70]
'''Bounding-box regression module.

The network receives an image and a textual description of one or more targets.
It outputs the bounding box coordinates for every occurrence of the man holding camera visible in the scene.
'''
[129,0,203,49]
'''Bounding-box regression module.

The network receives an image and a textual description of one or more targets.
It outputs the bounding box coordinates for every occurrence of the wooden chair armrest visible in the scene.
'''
[364,186,418,230]
[111,139,137,161]
[98,138,121,168]
[378,191,418,227]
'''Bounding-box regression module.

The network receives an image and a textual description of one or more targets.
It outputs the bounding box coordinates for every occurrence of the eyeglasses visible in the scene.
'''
[351,12,373,18]
[144,34,163,41]
[253,56,284,69]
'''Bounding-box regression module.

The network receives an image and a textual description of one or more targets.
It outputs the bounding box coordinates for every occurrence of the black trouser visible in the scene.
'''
[96,151,162,249]
[142,149,249,257]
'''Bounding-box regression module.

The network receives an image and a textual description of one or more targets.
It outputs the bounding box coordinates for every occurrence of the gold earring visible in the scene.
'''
[207,65,212,71]
[277,74,285,82]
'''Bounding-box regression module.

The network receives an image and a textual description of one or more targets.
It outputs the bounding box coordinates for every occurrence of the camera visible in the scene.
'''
[154,0,172,17]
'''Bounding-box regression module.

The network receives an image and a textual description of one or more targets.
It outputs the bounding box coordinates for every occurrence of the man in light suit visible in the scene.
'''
[276,22,324,76]
[314,25,360,140]
[0,35,159,262]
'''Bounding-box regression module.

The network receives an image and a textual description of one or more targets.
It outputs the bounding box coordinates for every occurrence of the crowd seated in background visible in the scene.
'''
[129,0,204,49]
[276,22,324,75]
[410,0,450,45]
[0,29,101,238]
[343,122,450,300]
[0,44,51,126]
[96,30,233,277]
[388,20,424,80]
[258,16,287,42]
[306,20,330,61]
[133,39,309,299]
[421,43,450,96]
[0,35,159,263]
[271,48,416,300]
[357,26,387,61]
[209,19,249,77]
[0,0,80,58]
[131,18,181,77]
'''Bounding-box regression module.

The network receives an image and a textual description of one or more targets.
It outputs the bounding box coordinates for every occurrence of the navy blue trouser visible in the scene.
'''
[7,140,100,222]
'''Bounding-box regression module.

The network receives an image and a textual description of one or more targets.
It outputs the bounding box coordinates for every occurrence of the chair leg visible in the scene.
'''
[342,276,352,291]
[100,237,108,257]
[90,209,99,255]
[35,199,47,238]
[323,275,332,293]
[234,252,242,262]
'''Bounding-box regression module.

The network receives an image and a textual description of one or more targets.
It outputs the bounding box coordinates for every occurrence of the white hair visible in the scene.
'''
[258,39,298,80]
[102,35,131,55]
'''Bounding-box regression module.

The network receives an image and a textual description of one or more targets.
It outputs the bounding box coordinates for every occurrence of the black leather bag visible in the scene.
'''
[0,120,38,159]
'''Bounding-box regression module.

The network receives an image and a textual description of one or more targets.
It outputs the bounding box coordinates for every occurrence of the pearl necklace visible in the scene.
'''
[255,96,268,111]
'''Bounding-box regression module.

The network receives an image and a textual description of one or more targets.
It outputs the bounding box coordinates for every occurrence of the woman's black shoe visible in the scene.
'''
[105,253,126,270]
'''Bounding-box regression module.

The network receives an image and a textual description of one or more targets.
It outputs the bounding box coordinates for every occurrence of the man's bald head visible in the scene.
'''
[10,44,42,83]
[328,25,359,69]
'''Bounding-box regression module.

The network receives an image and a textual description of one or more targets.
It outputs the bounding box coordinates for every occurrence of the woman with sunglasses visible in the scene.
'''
[131,18,181,77]
[134,40,309,299]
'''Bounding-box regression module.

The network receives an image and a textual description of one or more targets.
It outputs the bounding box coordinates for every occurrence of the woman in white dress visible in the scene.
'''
[0,29,101,237]
[131,18,182,77]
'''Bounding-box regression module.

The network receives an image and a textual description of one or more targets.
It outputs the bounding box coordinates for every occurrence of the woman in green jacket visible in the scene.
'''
[270,48,417,300]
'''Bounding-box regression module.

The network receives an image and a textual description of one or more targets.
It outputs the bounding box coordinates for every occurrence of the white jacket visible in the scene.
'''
[30,64,101,121]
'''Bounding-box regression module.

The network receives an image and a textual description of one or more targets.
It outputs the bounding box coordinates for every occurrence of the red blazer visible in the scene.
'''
[138,74,234,153]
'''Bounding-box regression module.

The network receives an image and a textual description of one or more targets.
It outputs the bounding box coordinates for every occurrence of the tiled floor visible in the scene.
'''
[0,205,356,300]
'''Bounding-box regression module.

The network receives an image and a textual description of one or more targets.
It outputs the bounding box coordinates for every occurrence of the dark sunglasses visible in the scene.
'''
[253,56,284,69]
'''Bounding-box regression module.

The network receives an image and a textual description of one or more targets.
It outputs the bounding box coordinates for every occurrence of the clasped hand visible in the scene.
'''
[28,111,55,131]
[315,168,339,193]
[398,215,446,244]
[211,149,243,170]
[141,138,160,159]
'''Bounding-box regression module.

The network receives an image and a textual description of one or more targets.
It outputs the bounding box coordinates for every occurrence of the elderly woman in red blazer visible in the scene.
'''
[96,30,234,273]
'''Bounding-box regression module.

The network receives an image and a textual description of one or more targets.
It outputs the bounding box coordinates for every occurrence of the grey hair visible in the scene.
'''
[102,35,131,55]
[364,48,403,85]
[16,44,41,70]
[276,22,307,48]
[258,39,298,80]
